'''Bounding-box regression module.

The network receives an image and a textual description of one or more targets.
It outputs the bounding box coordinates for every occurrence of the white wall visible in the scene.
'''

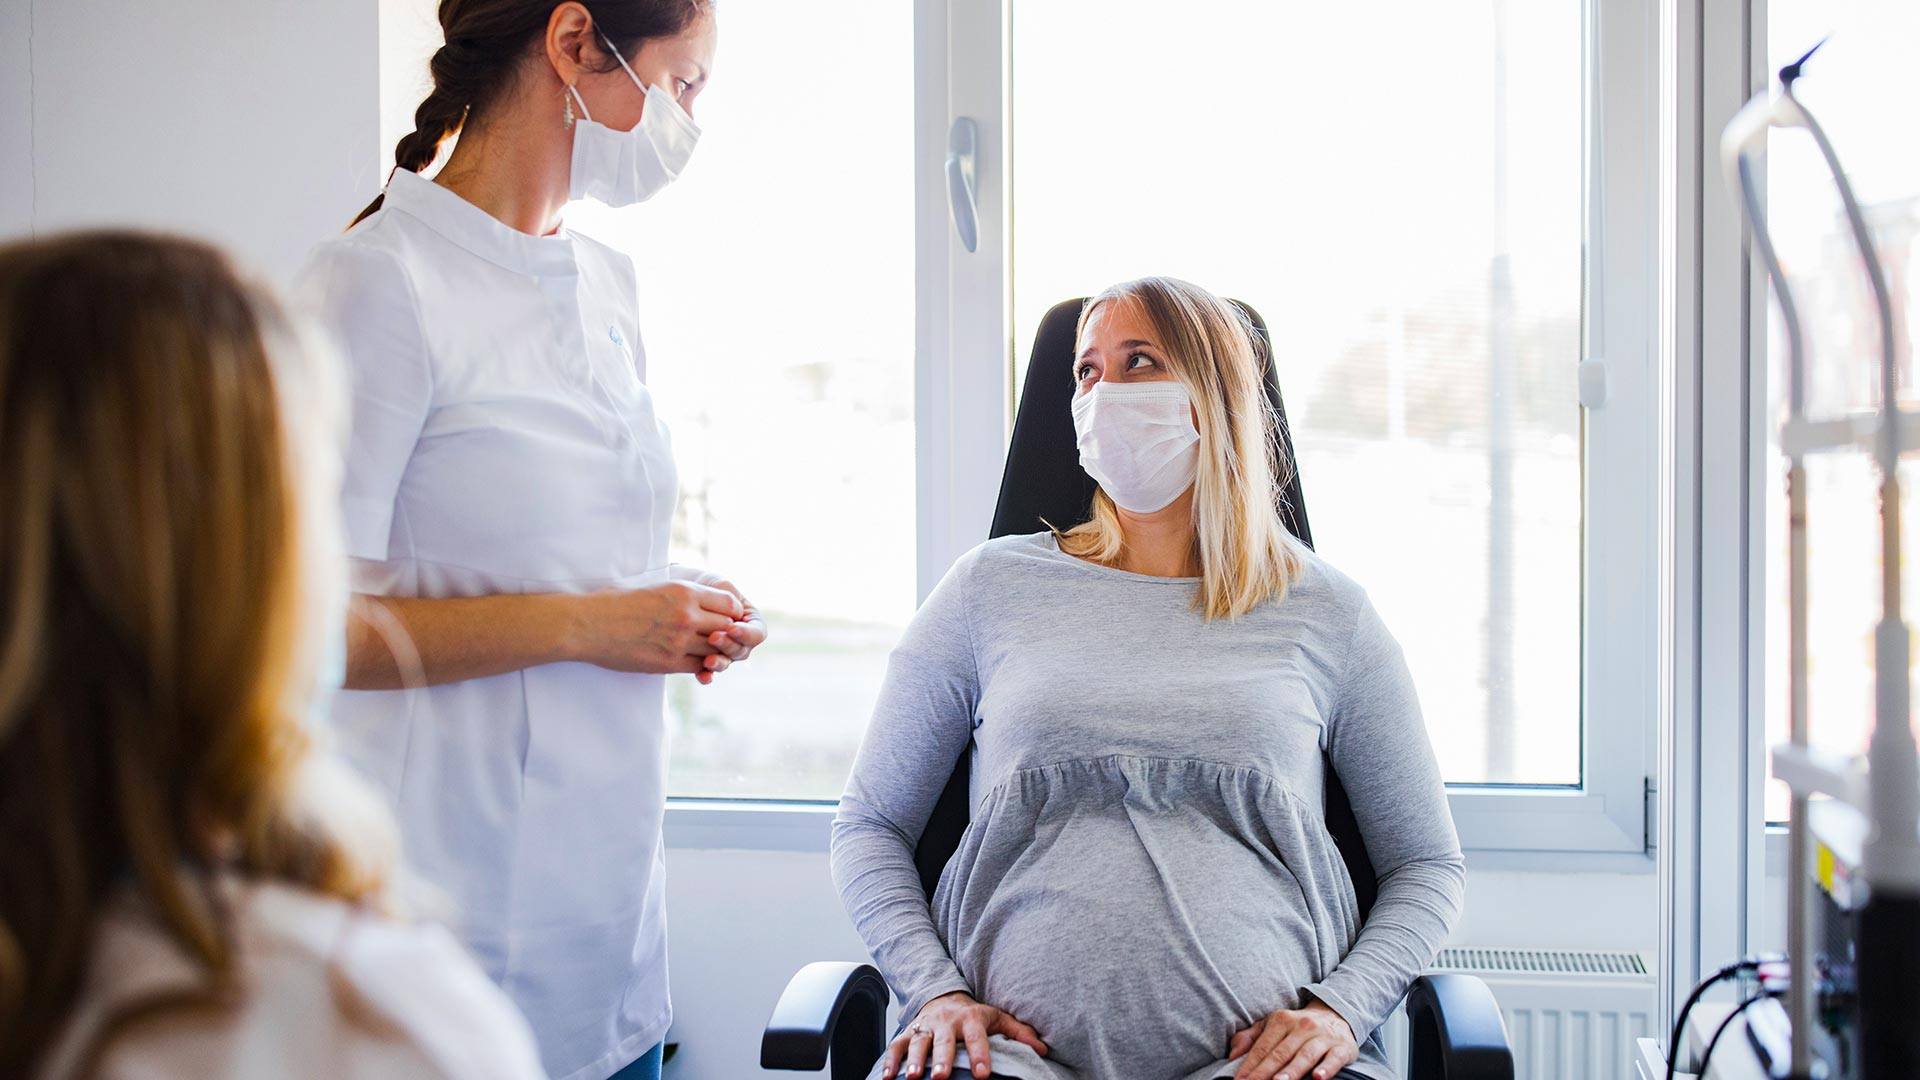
[0,0,381,284]
[0,0,33,237]
[664,849,882,1078]
[662,845,1658,1079]
[1755,849,1788,955]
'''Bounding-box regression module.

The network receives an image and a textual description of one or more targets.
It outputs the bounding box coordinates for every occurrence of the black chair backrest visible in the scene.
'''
[908,297,1381,924]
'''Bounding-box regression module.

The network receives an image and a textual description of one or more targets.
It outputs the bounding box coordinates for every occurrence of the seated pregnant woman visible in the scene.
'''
[830,277,1465,1080]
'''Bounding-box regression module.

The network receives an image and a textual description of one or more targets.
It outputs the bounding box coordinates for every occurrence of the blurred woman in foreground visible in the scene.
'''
[0,232,544,1079]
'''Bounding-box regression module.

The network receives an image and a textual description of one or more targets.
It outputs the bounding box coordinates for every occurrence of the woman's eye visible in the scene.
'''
[1074,364,1094,381]
[675,78,694,96]
[1127,353,1155,370]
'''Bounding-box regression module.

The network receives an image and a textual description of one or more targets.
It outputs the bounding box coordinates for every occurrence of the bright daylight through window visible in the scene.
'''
[570,0,917,799]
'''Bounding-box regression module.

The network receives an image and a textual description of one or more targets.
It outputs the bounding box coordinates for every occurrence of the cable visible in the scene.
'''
[1666,959,1756,1080]
[1698,992,1777,1079]
[1666,956,1778,1080]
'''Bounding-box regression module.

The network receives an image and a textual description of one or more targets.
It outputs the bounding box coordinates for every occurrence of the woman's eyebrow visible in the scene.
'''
[1118,339,1157,351]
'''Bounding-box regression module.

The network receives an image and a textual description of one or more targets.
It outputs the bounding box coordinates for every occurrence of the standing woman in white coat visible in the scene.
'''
[297,4,761,1080]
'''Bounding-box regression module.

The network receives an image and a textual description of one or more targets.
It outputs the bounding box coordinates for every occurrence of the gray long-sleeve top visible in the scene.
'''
[830,533,1466,1080]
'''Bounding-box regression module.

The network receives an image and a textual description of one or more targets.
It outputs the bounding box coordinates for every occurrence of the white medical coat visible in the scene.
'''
[298,167,678,1080]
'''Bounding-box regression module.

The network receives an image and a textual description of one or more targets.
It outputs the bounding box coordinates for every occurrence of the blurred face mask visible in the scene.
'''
[567,34,701,207]
[1070,380,1201,514]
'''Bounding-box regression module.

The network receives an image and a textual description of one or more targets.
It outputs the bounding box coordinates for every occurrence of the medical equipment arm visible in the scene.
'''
[1723,40,1920,1079]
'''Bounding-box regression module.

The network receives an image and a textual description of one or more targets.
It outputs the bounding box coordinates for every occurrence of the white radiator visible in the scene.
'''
[1379,947,1657,1080]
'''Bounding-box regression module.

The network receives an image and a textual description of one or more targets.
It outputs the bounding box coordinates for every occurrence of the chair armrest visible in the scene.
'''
[761,961,891,1077]
[1404,973,1514,1080]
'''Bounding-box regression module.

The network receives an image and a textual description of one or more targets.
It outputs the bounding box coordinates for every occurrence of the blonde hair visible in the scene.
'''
[0,232,395,1075]
[1056,276,1305,620]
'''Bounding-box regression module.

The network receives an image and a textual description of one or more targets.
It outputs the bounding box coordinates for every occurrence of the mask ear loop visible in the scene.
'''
[562,77,644,449]
[599,31,653,97]
[565,31,656,450]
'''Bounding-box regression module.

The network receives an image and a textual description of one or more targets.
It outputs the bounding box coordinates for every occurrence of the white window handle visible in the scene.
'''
[1579,357,1608,409]
[946,117,979,254]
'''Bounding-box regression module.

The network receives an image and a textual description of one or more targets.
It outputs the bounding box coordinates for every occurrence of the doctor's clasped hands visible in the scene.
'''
[575,570,766,683]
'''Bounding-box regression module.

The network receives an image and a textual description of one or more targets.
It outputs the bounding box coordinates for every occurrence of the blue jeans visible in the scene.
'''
[606,1042,664,1080]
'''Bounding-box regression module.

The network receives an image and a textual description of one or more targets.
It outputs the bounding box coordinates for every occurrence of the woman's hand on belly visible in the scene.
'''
[1228,1000,1357,1080]
[885,991,1049,1080]
[572,580,747,676]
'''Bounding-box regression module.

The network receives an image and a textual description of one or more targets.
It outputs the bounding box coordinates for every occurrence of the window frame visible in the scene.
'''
[1655,0,1771,1036]
[667,0,1663,860]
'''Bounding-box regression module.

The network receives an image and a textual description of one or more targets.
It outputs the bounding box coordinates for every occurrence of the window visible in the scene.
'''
[1761,0,1920,822]
[376,0,1662,851]
[1010,0,1584,787]
[967,0,1658,853]
[569,0,917,800]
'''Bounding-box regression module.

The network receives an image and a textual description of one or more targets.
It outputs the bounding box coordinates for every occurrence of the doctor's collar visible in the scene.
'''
[382,168,580,278]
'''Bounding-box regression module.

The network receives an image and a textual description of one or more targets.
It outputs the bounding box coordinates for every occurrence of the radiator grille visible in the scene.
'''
[1433,946,1649,977]
[1381,948,1657,1079]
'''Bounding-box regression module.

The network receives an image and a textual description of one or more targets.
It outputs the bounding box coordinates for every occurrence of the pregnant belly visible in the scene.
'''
[943,811,1326,1077]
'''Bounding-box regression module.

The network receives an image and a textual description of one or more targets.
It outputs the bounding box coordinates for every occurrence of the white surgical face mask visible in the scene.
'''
[1070,380,1202,514]
[568,35,701,207]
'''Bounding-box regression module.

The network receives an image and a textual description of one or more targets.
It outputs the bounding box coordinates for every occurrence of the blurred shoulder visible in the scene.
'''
[295,220,419,321]
[46,880,542,1080]
[298,887,543,1079]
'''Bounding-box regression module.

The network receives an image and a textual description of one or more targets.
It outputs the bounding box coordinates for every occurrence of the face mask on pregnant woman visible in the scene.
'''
[1070,380,1202,513]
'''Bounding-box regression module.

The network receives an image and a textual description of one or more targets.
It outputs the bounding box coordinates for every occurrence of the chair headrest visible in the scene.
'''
[988,297,1314,549]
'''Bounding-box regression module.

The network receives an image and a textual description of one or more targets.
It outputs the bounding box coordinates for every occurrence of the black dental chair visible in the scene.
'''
[760,299,1514,1080]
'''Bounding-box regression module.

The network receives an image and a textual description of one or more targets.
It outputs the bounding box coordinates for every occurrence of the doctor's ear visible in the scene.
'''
[544,2,605,86]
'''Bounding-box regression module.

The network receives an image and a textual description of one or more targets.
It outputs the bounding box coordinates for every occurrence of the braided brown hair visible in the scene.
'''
[351,0,712,227]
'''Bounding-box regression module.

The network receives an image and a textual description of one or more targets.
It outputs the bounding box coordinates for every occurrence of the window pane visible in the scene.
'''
[1762,0,1920,822]
[570,0,915,800]
[1011,1,1584,784]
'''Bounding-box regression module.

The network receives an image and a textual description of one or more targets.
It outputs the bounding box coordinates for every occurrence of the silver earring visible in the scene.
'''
[563,88,576,128]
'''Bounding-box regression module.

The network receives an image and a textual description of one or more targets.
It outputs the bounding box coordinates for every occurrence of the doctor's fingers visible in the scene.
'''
[700,576,767,630]
[682,651,729,685]
[678,581,745,619]
[708,623,762,660]
[661,602,735,642]
[707,631,747,660]
[725,614,768,649]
